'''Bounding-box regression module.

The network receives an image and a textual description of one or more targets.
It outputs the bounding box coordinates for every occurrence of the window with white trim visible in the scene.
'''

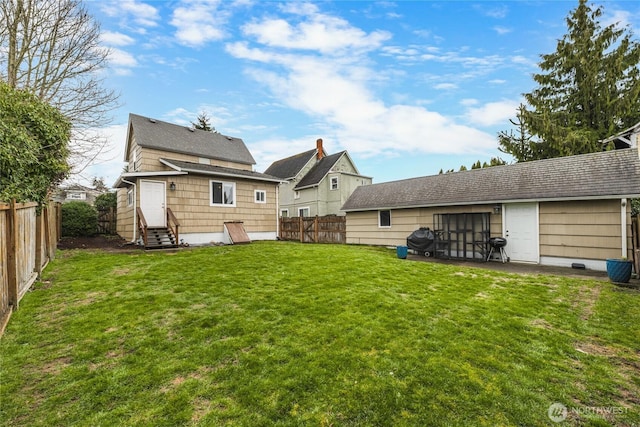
[255,189,266,203]
[378,210,391,228]
[66,191,86,200]
[127,189,133,207]
[280,209,289,217]
[298,207,310,217]
[330,176,339,190]
[210,180,235,206]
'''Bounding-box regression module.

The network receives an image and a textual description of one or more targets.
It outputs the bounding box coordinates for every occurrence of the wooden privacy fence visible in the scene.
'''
[97,207,117,235]
[0,201,60,335]
[279,215,346,244]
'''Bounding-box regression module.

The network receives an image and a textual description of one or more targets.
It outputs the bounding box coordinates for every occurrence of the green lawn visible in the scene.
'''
[1,242,638,426]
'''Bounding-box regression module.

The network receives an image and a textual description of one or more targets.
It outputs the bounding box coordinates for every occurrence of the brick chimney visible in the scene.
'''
[316,138,324,160]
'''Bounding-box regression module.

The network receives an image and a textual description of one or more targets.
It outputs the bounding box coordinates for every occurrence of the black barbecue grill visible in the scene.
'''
[487,237,508,263]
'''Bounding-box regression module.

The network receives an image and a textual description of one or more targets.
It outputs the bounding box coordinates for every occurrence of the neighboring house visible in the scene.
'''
[113,113,282,248]
[600,121,640,149]
[342,146,640,271]
[53,184,104,205]
[264,139,372,217]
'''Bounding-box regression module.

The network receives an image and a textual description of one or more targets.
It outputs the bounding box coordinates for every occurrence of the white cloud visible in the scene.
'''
[108,48,138,68]
[227,8,496,158]
[101,1,160,28]
[465,99,520,127]
[75,123,129,187]
[170,0,227,47]
[475,4,509,19]
[241,11,391,54]
[602,9,632,29]
[493,26,512,35]
[433,83,457,90]
[101,31,135,46]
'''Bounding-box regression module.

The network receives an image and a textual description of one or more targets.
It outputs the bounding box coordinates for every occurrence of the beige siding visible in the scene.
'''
[137,147,253,172]
[347,205,498,246]
[164,175,277,235]
[116,188,135,241]
[539,200,630,260]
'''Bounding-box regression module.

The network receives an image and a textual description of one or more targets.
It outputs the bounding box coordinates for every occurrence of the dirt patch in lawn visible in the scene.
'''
[57,235,139,251]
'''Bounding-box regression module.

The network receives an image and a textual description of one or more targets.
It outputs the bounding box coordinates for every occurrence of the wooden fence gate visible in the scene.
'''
[97,207,116,235]
[279,216,346,244]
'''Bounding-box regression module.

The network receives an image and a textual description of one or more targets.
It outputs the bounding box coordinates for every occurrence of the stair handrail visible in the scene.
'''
[136,207,148,247]
[167,208,180,245]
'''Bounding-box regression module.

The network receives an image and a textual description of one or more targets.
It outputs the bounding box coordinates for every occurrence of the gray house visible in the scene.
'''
[342,147,640,271]
[264,139,372,217]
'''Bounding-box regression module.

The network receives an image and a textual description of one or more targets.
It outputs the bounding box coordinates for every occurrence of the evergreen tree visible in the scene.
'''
[499,0,640,161]
[192,112,216,132]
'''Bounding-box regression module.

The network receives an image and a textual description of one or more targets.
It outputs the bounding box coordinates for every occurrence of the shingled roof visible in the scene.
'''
[263,149,318,179]
[295,151,346,190]
[342,148,640,212]
[127,113,256,165]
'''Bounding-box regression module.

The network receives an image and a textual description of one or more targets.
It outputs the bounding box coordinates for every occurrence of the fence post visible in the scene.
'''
[6,200,18,310]
[314,216,319,243]
[35,208,43,277]
[299,216,303,243]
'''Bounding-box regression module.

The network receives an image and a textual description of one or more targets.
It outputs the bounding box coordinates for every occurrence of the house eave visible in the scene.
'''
[113,171,188,188]
[342,194,640,213]
[160,159,284,184]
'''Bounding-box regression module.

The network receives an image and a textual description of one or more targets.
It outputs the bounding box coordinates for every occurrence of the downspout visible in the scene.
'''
[122,179,137,243]
[621,198,628,258]
[276,184,280,240]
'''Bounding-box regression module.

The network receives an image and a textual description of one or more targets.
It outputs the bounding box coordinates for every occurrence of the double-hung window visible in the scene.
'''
[211,180,235,206]
[330,176,339,190]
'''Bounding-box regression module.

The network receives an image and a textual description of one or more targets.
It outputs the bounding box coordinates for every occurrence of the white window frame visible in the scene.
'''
[330,176,339,190]
[127,189,134,207]
[255,189,266,203]
[378,210,391,228]
[66,191,86,200]
[210,180,236,207]
[298,207,310,217]
[280,209,289,217]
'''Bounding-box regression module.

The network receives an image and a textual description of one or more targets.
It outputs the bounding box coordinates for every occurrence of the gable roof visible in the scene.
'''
[294,151,347,190]
[600,121,640,149]
[263,149,319,179]
[342,148,640,212]
[126,113,255,165]
[160,159,283,183]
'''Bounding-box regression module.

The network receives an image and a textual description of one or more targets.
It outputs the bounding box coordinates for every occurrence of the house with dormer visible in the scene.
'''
[113,113,282,248]
[264,139,372,217]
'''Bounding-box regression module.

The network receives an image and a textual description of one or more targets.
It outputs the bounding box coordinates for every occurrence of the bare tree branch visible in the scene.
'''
[1,0,120,174]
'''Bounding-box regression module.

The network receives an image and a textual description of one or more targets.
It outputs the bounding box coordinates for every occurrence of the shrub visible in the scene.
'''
[62,202,98,237]
[94,192,116,210]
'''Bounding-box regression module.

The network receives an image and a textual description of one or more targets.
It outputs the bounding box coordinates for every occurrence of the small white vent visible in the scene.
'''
[148,118,156,123]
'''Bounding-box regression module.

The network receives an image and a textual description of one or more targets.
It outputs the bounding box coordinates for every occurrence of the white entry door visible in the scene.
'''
[140,180,166,227]
[503,203,539,263]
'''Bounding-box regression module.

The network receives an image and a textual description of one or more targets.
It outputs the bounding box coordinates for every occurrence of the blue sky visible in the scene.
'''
[80,0,640,187]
